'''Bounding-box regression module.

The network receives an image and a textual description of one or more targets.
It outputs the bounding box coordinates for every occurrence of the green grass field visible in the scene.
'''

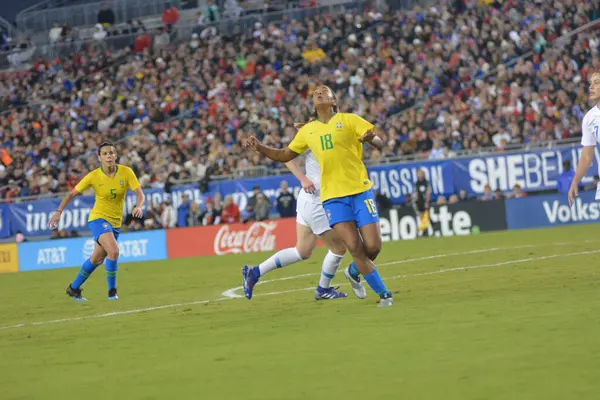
[1,225,599,399]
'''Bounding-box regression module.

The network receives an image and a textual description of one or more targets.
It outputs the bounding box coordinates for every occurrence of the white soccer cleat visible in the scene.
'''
[344,267,367,299]
[378,294,393,308]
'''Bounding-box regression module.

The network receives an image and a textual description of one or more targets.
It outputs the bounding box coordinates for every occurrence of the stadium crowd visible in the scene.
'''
[0,0,598,202]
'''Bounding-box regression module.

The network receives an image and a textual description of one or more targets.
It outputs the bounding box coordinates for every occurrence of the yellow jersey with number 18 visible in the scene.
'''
[74,165,141,228]
[288,112,374,202]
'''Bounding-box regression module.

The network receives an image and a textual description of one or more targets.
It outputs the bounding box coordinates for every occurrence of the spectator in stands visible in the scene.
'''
[241,204,254,223]
[479,185,494,201]
[0,30,10,51]
[93,23,107,41]
[436,195,447,205]
[494,189,504,200]
[129,220,144,232]
[459,190,469,202]
[189,33,200,49]
[165,164,180,194]
[145,200,161,226]
[557,161,575,194]
[429,140,445,160]
[98,3,116,27]
[276,180,296,218]
[254,194,271,222]
[375,190,392,212]
[221,195,240,224]
[177,194,191,227]
[187,200,203,226]
[493,130,512,149]
[49,23,63,43]
[92,23,107,53]
[201,198,221,225]
[162,4,180,30]
[161,198,177,228]
[448,194,459,204]
[204,0,221,24]
[247,185,263,213]
[508,184,527,199]
[154,28,171,51]
[134,31,151,52]
[60,22,71,42]
[223,0,242,19]
[15,231,27,243]
[144,219,157,230]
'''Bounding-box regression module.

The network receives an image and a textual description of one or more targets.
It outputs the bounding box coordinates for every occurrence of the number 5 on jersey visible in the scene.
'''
[320,133,334,151]
[110,189,116,200]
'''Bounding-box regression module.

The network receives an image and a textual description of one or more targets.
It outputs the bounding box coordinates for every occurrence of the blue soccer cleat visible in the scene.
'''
[108,288,119,300]
[314,286,348,300]
[66,284,87,302]
[242,265,260,300]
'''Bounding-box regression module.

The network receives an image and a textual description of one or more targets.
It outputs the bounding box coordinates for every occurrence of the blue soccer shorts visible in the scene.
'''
[88,218,121,244]
[322,189,380,228]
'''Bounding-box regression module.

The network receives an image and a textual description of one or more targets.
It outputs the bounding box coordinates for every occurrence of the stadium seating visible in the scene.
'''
[0,0,597,201]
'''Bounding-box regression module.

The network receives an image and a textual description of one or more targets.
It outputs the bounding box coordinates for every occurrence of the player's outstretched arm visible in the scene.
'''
[285,158,315,194]
[569,145,595,206]
[358,129,383,150]
[132,187,145,218]
[245,136,299,163]
[48,188,81,229]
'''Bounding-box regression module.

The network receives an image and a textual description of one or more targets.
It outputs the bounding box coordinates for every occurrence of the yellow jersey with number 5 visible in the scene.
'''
[74,165,141,228]
[288,113,374,202]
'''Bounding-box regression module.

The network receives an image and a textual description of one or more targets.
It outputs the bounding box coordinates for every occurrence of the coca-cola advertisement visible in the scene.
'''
[166,219,298,259]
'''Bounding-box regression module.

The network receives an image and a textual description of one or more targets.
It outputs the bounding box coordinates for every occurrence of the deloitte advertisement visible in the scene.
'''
[379,200,507,241]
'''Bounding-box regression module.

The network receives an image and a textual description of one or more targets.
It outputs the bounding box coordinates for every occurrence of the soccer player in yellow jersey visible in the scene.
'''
[245,85,393,306]
[48,142,145,301]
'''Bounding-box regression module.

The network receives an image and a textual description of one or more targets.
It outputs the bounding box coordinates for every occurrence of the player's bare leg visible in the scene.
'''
[295,223,319,260]
[359,222,382,261]
[333,221,374,274]
[90,243,108,265]
[98,232,120,300]
[333,221,392,306]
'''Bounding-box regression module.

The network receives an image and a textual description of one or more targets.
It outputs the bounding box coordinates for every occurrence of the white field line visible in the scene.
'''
[234,249,600,299]
[0,300,215,331]
[221,240,585,299]
[0,241,595,331]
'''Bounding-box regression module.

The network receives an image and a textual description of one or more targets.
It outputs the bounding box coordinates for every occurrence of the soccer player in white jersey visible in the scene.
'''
[569,70,600,206]
[242,150,366,300]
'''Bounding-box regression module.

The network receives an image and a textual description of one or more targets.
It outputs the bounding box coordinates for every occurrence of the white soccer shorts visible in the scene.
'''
[295,191,331,236]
